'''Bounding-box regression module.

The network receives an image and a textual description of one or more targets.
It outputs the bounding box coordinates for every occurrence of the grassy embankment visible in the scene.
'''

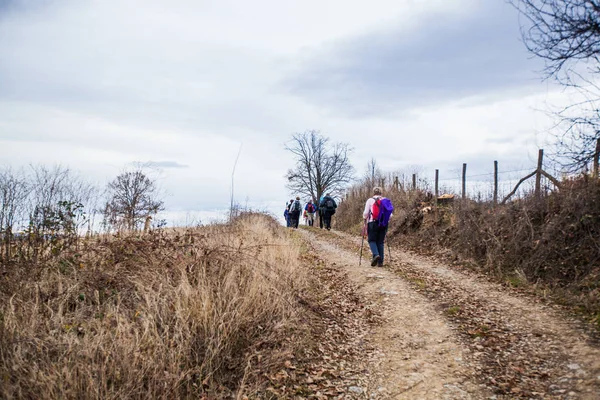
[0,213,374,398]
[334,177,600,328]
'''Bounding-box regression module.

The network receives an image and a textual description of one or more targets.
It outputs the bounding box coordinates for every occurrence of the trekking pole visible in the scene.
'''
[387,241,392,263]
[359,219,367,266]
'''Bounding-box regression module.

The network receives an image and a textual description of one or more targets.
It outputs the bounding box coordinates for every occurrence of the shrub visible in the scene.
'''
[0,213,308,398]
[335,176,600,320]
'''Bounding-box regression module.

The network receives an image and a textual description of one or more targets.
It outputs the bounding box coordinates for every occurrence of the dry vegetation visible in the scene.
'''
[1,213,316,398]
[335,176,600,327]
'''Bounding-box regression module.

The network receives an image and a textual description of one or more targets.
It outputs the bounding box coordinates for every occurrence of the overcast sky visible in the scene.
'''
[0,0,566,224]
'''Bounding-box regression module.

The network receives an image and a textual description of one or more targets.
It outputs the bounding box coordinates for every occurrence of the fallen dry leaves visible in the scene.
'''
[257,246,382,399]
[308,227,599,399]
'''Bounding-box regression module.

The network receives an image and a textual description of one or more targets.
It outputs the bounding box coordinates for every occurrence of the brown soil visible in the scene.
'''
[299,227,600,399]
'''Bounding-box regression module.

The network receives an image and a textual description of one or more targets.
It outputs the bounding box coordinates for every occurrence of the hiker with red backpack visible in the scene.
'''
[363,187,394,267]
[304,199,316,226]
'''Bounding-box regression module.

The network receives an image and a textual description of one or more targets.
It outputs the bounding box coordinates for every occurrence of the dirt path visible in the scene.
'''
[301,228,600,399]
[300,228,489,399]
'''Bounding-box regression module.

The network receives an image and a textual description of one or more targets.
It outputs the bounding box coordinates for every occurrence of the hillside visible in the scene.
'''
[3,211,600,398]
[0,214,375,398]
[334,177,600,328]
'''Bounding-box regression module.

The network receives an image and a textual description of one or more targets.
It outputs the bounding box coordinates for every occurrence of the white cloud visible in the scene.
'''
[0,0,573,225]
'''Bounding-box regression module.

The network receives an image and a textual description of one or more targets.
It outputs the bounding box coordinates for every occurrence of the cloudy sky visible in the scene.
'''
[0,0,566,224]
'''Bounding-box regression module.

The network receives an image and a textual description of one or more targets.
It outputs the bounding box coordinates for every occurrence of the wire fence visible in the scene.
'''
[380,169,545,202]
[348,148,585,204]
[433,166,542,201]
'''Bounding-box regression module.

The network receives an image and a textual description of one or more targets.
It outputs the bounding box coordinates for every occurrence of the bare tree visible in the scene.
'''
[364,158,383,187]
[552,101,600,171]
[0,168,29,261]
[511,0,600,78]
[285,130,354,201]
[26,165,97,258]
[511,0,600,171]
[0,165,102,263]
[103,168,164,231]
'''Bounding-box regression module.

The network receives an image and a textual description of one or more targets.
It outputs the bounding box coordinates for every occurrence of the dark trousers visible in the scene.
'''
[290,212,300,228]
[367,222,387,264]
[319,210,323,229]
[322,212,332,230]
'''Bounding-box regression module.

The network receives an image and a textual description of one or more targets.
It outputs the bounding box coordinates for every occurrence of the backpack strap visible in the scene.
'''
[368,197,377,220]
[372,197,383,222]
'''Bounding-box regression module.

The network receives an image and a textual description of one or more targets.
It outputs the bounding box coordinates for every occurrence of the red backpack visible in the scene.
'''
[307,203,315,213]
[371,198,381,220]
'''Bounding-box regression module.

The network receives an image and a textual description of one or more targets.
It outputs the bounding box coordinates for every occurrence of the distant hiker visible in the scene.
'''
[305,199,316,227]
[319,193,337,230]
[143,216,152,234]
[318,194,325,229]
[285,199,294,227]
[284,208,290,227]
[363,187,394,267]
[289,196,302,229]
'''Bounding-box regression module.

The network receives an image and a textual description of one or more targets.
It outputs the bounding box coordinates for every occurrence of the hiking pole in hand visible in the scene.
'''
[359,219,367,266]
[387,241,392,263]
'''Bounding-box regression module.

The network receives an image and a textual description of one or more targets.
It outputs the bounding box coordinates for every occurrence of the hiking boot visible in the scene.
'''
[371,255,381,267]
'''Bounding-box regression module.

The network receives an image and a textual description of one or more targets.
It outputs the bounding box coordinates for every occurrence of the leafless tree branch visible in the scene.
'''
[511,0,600,171]
[104,168,164,231]
[285,130,354,202]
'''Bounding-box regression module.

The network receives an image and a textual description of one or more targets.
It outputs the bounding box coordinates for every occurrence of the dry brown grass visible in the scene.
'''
[0,213,309,399]
[335,177,600,328]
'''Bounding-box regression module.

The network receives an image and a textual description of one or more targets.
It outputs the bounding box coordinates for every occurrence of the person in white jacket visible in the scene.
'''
[363,187,389,267]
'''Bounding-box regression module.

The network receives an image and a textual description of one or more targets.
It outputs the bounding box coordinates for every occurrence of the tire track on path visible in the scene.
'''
[321,228,600,399]
[300,228,488,399]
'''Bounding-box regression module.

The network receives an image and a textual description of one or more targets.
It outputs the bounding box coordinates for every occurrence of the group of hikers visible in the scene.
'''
[284,193,338,230]
[284,187,394,267]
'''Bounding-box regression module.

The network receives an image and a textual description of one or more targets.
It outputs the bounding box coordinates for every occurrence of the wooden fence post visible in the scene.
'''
[535,149,543,197]
[594,138,600,178]
[462,163,467,199]
[493,160,498,206]
[412,174,417,191]
[394,176,399,190]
